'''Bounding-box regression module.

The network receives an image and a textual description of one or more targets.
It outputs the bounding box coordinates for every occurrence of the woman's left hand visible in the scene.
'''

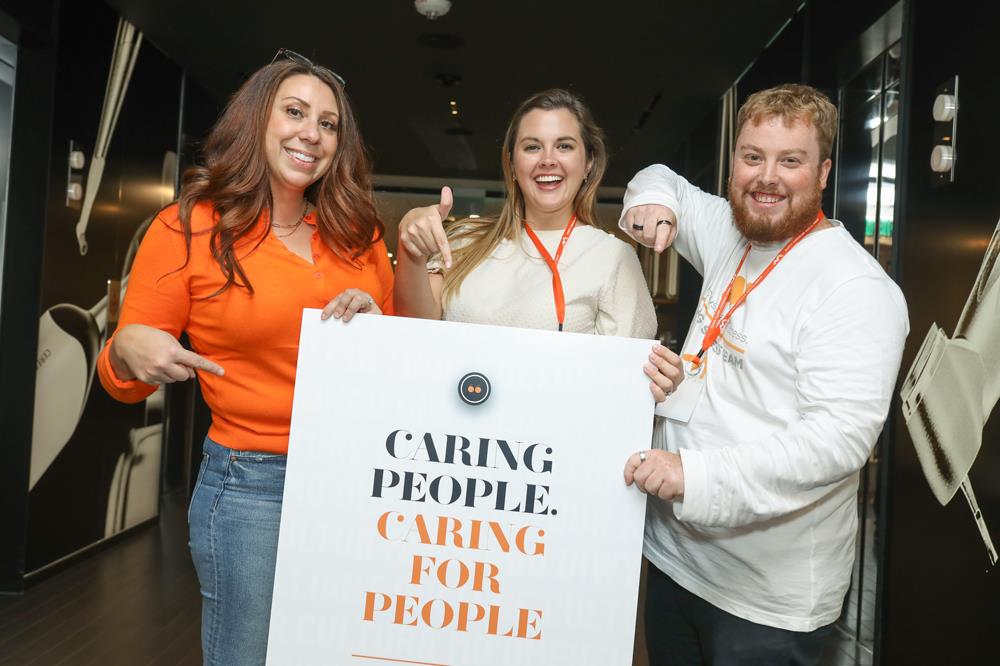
[644,344,683,403]
[321,289,382,322]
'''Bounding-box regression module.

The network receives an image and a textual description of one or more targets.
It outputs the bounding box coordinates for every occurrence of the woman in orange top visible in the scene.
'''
[97,51,392,666]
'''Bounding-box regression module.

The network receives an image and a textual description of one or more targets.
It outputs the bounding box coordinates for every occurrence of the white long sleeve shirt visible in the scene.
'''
[435,225,657,337]
[621,164,908,631]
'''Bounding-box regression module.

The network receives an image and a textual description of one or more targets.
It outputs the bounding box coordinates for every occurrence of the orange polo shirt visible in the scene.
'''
[97,201,394,453]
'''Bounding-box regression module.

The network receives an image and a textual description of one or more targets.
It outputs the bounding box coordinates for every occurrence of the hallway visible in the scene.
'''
[0,488,870,665]
[0,493,200,665]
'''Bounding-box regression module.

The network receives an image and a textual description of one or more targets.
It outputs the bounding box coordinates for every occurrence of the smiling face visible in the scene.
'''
[264,74,339,199]
[727,114,832,242]
[512,108,591,226]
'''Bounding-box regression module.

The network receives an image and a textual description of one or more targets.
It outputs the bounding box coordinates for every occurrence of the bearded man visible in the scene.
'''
[619,84,909,665]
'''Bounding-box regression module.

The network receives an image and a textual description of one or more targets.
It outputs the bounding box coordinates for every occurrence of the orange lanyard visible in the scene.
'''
[523,214,578,331]
[691,211,825,369]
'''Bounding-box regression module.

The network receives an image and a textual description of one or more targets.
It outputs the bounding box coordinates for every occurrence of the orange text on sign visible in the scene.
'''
[362,593,542,640]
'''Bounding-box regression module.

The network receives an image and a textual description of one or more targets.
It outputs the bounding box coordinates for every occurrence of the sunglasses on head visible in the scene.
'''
[271,48,346,87]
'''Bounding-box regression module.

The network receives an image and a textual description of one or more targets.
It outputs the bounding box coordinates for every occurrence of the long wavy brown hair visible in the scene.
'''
[441,88,607,303]
[177,58,383,294]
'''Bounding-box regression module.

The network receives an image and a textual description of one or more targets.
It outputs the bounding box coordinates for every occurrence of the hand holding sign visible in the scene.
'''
[624,448,685,501]
[644,343,683,402]
[267,313,653,664]
[398,186,454,268]
[321,288,382,322]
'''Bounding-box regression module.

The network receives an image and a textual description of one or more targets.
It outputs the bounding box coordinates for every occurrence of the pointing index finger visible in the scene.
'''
[433,224,453,269]
[178,348,225,376]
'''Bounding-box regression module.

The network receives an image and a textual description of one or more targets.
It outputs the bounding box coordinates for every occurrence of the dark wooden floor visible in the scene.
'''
[0,491,870,666]
[0,492,201,666]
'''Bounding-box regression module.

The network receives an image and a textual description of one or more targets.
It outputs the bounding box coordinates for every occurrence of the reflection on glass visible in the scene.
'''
[867,74,899,278]
[833,39,902,650]
[0,37,16,312]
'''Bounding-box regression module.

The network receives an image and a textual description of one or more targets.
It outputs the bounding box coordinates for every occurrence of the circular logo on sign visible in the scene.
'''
[458,372,491,405]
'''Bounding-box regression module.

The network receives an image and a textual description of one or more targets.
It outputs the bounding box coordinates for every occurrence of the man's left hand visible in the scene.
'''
[624,449,684,501]
[645,344,683,403]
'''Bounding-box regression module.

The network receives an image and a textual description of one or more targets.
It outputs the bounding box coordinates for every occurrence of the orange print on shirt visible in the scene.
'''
[729,276,746,305]
[682,353,708,378]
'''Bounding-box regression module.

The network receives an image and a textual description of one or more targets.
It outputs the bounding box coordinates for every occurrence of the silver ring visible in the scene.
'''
[366,297,374,309]
[631,223,644,231]
[656,219,672,226]
[639,450,647,463]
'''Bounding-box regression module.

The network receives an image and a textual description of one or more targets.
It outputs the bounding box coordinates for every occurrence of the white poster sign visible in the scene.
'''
[267,311,655,665]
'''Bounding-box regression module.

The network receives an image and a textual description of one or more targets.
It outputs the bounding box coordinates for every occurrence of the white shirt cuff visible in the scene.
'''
[673,447,709,523]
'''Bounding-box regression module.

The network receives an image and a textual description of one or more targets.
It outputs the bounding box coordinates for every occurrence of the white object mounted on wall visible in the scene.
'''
[74,18,142,255]
[415,0,451,20]
[69,149,85,170]
[105,419,163,537]
[932,93,957,122]
[900,218,1000,567]
[930,76,958,186]
[65,140,85,208]
[930,145,955,173]
[30,279,117,489]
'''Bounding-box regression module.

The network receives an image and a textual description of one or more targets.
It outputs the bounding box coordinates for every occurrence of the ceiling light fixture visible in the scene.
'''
[415,0,451,20]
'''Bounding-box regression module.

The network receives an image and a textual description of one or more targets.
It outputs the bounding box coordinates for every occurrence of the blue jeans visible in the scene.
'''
[188,437,286,666]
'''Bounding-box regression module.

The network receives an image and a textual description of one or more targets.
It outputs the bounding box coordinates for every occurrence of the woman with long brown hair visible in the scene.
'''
[394,88,681,395]
[97,51,392,665]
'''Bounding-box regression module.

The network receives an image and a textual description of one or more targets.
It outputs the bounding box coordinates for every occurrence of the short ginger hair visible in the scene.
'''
[736,84,839,161]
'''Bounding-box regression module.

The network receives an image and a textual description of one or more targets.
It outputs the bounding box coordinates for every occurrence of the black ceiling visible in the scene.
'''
[106,0,802,186]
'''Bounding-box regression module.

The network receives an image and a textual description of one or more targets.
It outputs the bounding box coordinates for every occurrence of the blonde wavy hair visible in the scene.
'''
[441,88,608,303]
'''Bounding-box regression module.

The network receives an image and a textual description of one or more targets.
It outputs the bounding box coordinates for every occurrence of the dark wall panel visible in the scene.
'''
[25,0,182,573]
[0,0,56,44]
[882,1,1000,663]
[0,1,57,594]
[736,11,805,99]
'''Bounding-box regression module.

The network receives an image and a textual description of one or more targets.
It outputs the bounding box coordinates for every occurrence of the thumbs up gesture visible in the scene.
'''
[398,186,454,268]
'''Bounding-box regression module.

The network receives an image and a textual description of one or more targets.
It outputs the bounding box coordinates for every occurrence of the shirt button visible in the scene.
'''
[314,271,323,279]
[312,252,320,259]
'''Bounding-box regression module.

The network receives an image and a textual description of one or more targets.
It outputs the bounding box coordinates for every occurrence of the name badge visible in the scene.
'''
[654,372,704,423]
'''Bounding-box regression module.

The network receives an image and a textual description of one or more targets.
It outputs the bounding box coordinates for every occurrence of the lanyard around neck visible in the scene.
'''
[522,214,579,331]
[691,211,825,369]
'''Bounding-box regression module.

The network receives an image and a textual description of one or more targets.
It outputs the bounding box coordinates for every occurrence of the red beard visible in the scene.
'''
[728,178,823,243]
